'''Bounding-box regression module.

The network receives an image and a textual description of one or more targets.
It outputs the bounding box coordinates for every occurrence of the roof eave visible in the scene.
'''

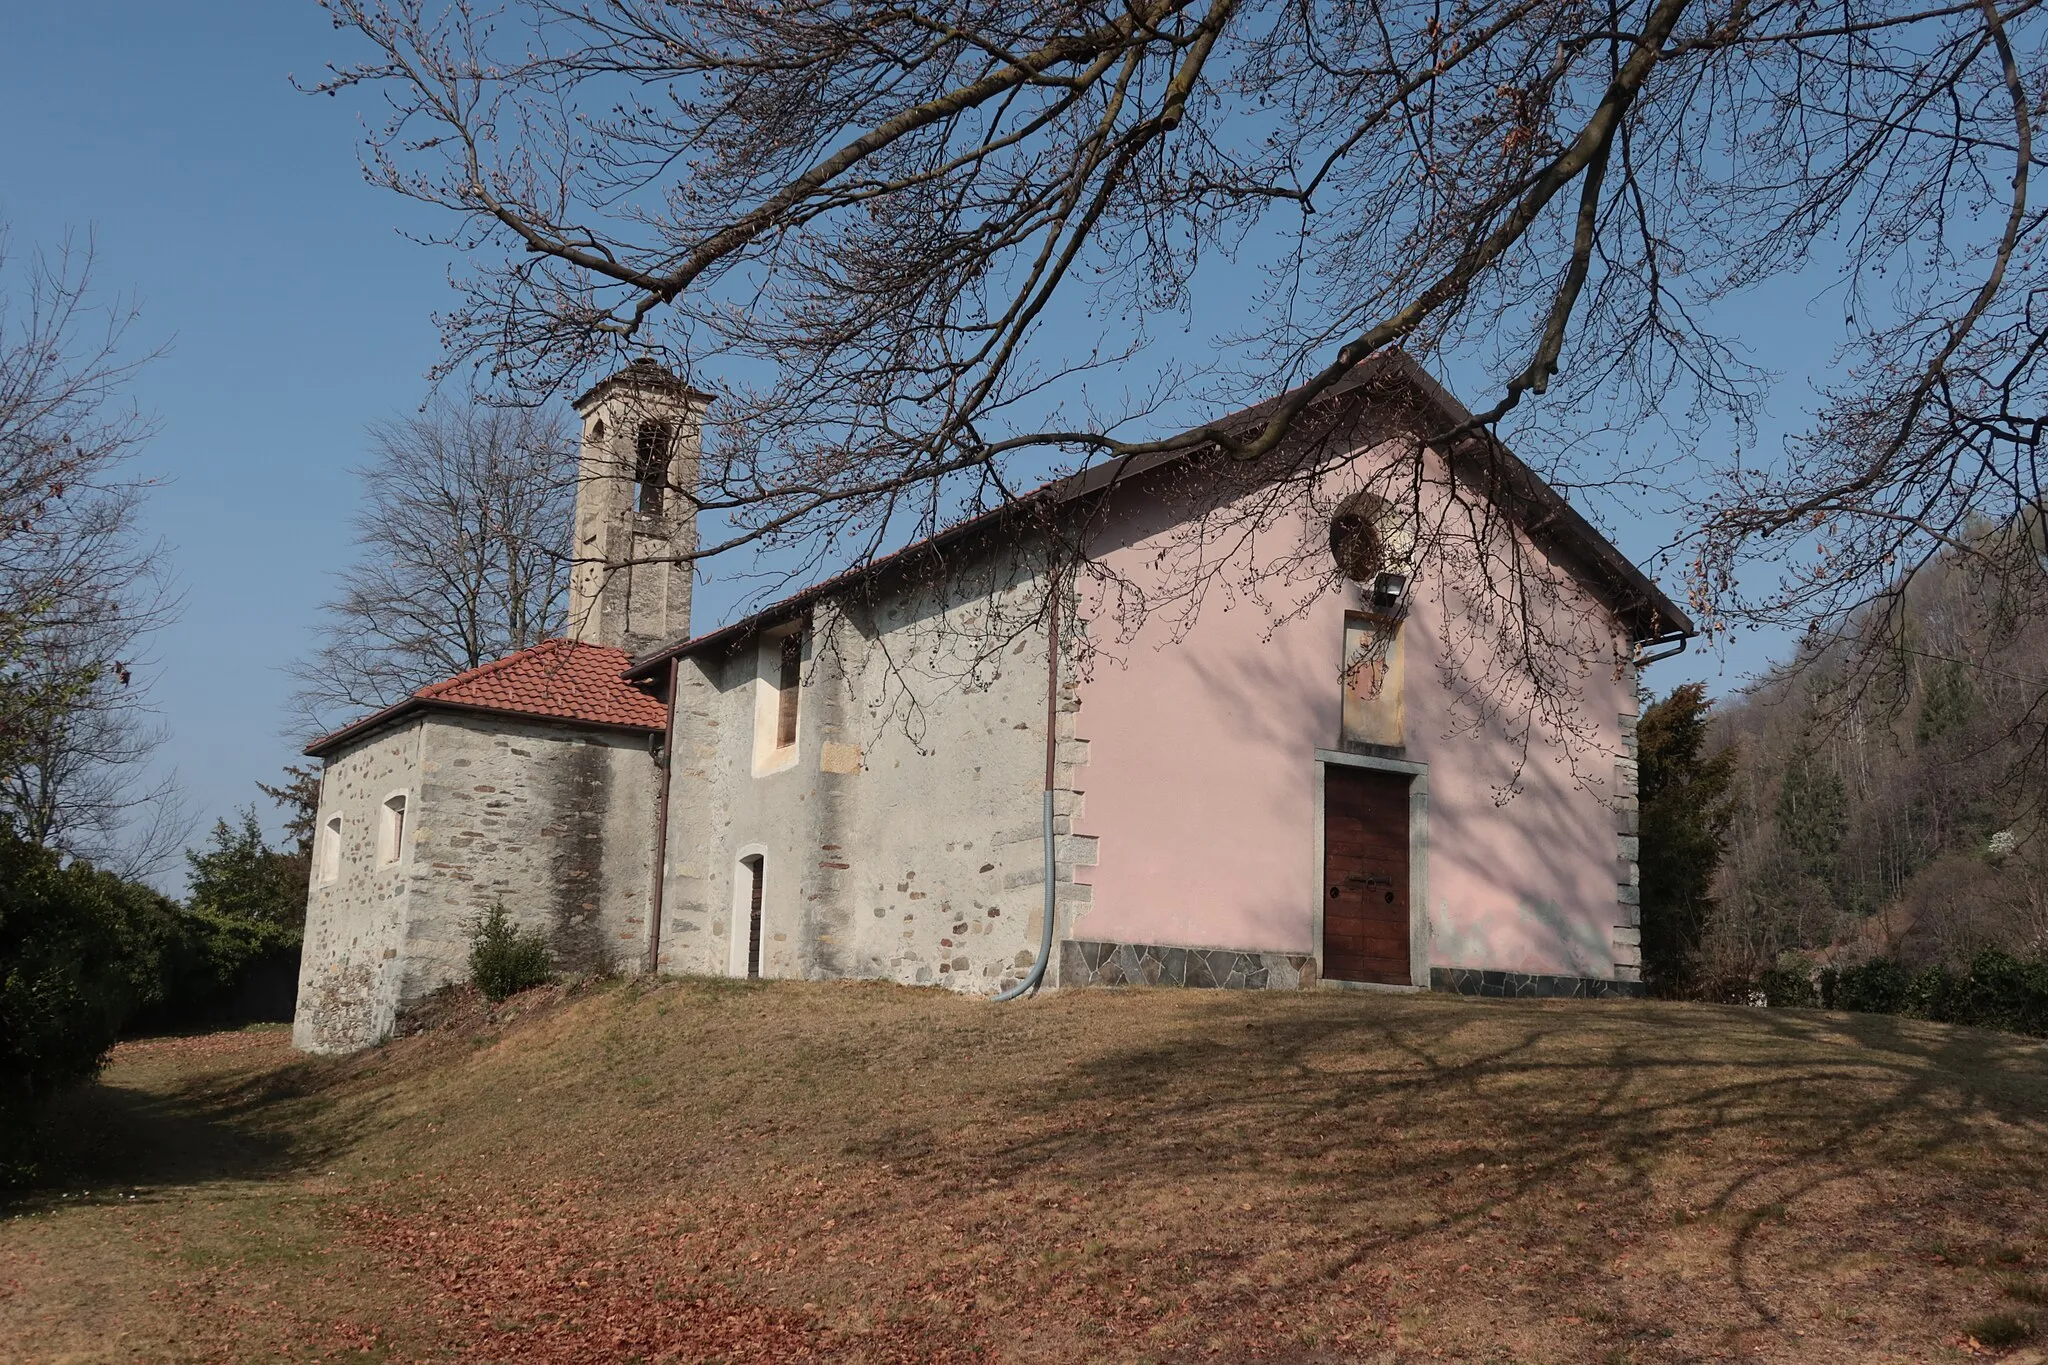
[304,696,665,759]
[623,353,1693,672]
[571,373,718,413]
[1383,354,1696,643]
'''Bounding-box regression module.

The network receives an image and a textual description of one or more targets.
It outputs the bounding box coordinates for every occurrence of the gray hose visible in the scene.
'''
[994,788,1056,1002]
[996,573,1063,1003]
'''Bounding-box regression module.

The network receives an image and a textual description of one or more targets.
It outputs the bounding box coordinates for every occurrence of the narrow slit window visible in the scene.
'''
[634,420,672,515]
[319,815,341,883]
[775,632,802,749]
[742,854,765,979]
[380,794,407,865]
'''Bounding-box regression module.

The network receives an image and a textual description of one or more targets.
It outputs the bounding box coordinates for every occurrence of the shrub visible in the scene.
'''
[1816,965,1840,1011]
[1910,964,1968,1023]
[1769,949,2048,1039]
[1835,958,1912,1015]
[467,903,552,1002]
[1758,955,1818,1008]
[0,827,168,1181]
[1964,949,2048,1036]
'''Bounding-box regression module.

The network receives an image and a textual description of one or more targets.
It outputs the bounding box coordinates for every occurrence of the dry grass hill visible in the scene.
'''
[4,980,2047,1362]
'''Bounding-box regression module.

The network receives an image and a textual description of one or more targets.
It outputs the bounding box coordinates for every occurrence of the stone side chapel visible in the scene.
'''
[293,354,1692,1053]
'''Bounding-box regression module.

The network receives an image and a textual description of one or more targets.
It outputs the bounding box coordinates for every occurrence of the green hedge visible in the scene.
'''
[0,830,170,1179]
[123,908,300,1034]
[1788,951,2048,1036]
[0,820,307,1183]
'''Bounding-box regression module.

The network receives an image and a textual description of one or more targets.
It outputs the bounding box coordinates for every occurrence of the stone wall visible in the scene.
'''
[1430,966,1646,999]
[293,720,423,1054]
[1612,696,1644,985]
[658,558,1088,994]
[294,710,660,1053]
[1059,939,1317,990]
[407,713,660,995]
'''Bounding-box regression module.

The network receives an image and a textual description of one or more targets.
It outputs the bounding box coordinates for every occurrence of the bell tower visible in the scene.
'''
[566,357,711,653]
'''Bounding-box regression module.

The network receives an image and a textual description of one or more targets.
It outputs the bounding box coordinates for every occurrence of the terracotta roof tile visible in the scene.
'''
[305,639,667,756]
[414,639,669,728]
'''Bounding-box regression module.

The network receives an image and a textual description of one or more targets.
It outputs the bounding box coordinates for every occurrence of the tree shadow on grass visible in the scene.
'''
[924,993,2048,1345]
[3,1054,349,1212]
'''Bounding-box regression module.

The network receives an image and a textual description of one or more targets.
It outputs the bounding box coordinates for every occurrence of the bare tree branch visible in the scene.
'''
[291,399,575,738]
[309,0,2048,773]
[0,223,181,874]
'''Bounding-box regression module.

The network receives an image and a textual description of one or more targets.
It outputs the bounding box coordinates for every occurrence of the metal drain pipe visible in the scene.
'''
[994,570,1062,1002]
[644,655,679,975]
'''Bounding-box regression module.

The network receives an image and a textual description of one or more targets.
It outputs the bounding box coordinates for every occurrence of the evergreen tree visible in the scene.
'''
[1637,684,1738,995]
[185,809,305,931]
[1915,658,1974,747]
[257,764,320,856]
[1775,745,1847,882]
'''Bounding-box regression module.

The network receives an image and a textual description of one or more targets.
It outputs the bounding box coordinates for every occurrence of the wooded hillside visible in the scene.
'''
[1690,548,2048,993]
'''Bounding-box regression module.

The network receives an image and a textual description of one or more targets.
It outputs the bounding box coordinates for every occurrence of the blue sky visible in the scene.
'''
[1,2,1805,886]
[1,2,450,869]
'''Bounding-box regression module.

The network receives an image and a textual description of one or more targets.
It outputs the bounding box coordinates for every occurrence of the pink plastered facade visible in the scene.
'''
[1067,439,1639,988]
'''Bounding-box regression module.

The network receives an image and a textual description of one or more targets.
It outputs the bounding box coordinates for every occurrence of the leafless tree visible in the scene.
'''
[1694,537,2048,984]
[310,0,2048,768]
[291,401,576,738]
[0,224,181,875]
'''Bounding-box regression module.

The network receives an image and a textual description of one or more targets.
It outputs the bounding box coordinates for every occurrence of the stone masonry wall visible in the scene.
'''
[659,560,1089,994]
[1613,688,1644,985]
[294,712,659,1054]
[406,713,661,1001]
[293,721,424,1054]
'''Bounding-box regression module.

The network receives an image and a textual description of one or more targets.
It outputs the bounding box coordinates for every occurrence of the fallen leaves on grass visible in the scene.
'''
[348,1193,981,1363]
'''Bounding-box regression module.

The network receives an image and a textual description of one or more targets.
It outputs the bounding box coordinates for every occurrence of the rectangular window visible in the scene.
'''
[380,793,408,865]
[752,624,807,776]
[775,631,802,749]
[318,815,342,883]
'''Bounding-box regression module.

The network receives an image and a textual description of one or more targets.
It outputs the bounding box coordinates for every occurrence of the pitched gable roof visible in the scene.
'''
[304,639,668,758]
[624,351,1693,678]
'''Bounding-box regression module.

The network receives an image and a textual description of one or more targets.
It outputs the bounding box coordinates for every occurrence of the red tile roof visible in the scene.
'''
[415,639,668,727]
[305,639,667,756]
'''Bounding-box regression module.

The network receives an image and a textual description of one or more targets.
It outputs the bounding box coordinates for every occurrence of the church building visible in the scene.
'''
[293,355,1691,1054]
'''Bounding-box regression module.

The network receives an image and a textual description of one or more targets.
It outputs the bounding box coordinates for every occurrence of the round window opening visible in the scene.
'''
[1330,511,1385,583]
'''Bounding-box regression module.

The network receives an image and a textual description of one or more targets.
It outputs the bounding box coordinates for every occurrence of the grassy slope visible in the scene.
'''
[3,980,2048,1363]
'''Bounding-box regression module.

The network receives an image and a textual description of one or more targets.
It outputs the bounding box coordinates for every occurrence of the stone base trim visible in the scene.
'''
[1059,938,1316,990]
[1431,966,1647,1000]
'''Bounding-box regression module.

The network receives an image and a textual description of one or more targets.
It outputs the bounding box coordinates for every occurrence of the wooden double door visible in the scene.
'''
[1322,766,1414,984]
